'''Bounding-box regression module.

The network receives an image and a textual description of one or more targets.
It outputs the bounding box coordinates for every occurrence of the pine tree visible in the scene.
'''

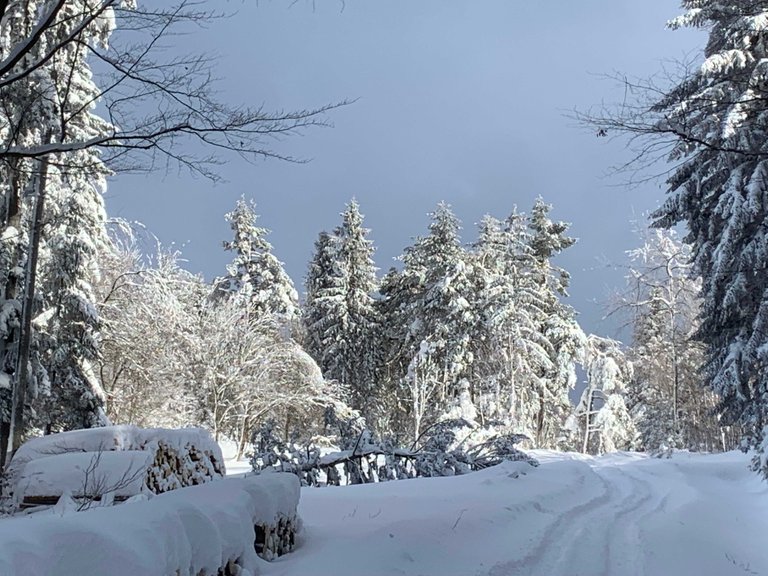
[215,198,299,331]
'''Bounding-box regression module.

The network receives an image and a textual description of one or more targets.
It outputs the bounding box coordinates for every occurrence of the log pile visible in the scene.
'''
[8,426,225,510]
[254,514,298,560]
[144,438,223,494]
[0,473,302,575]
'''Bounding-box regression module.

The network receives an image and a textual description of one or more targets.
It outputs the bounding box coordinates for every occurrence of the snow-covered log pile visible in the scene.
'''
[7,426,224,508]
[0,472,300,576]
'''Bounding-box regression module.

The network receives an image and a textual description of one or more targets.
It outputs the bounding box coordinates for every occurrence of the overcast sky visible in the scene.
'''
[105,1,704,340]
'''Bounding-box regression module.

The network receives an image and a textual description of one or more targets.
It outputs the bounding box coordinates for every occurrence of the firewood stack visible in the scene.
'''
[254,514,298,560]
[143,438,224,494]
[8,426,225,509]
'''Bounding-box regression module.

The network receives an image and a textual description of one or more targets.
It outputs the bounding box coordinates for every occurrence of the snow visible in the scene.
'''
[7,426,225,503]
[1,448,766,575]
[15,450,154,501]
[0,472,300,576]
[264,450,768,576]
[8,426,223,477]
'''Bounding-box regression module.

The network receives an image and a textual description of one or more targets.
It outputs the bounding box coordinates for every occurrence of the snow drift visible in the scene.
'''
[0,472,300,576]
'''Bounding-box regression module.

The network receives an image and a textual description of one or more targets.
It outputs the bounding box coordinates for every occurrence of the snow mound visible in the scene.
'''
[7,426,224,505]
[16,450,154,503]
[0,472,300,576]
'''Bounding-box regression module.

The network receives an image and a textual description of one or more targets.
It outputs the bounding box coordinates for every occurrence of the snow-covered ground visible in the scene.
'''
[262,450,768,576]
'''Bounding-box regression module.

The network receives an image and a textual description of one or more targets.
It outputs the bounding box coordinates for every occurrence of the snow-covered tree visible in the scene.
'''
[98,222,349,456]
[214,198,299,331]
[303,231,342,365]
[0,0,120,454]
[621,228,730,452]
[188,297,346,458]
[577,335,636,454]
[380,203,477,441]
[588,2,768,476]
[469,212,552,435]
[96,226,204,429]
[302,201,380,425]
[525,198,585,446]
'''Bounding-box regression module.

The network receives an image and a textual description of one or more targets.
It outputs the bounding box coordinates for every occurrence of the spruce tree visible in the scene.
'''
[380,203,477,441]
[601,1,768,475]
[303,201,379,426]
[470,212,551,435]
[0,0,118,444]
[525,198,585,446]
[215,198,299,330]
[303,231,342,369]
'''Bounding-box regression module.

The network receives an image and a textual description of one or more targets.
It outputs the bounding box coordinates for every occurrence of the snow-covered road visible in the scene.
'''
[265,451,768,576]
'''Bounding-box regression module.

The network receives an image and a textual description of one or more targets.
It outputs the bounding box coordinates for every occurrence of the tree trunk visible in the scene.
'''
[10,154,50,454]
[0,163,23,471]
[237,421,249,461]
[0,421,10,473]
[582,389,593,454]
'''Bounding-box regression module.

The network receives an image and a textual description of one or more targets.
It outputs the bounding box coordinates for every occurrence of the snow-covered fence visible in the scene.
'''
[6,426,224,509]
[0,472,300,575]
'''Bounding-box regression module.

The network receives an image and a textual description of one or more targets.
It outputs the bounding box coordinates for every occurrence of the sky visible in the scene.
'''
[105,1,705,340]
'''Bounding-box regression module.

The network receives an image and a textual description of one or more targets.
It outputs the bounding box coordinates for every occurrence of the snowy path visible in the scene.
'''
[264,451,768,576]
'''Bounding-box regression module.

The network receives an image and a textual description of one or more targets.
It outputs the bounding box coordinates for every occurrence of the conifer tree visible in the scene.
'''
[215,198,299,331]
[0,0,118,450]
[590,1,768,476]
[303,201,380,425]
[470,212,551,434]
[380,203,477,441]
[525,198,585,446]
[303,231,342,369]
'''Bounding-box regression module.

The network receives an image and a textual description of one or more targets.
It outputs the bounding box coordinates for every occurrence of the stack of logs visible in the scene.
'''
[255,514,297,560]
[144,439,224,494]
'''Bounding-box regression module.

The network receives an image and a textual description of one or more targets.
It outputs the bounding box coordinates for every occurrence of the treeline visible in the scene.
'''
[21,195,733,460]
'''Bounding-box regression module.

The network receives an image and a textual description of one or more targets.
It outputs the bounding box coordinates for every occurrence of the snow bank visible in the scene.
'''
[16,450,154,502]
[269,450,767,576]
[7,426,224,506]
[0,472,300,576]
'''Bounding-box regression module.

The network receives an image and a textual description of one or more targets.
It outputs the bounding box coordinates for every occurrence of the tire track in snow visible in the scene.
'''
[485,460,661,576]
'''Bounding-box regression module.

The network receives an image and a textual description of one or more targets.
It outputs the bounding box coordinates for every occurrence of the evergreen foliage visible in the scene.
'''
[469,212,552,435]
[215,198,299,331]
[0,0,118,442]
[640,2,768,474]
[302,201,380,425]
[379,203,477,441]
[524,199,585,446]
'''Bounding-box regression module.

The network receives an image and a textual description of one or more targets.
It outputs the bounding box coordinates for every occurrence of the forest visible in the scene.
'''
[3,2,768,575]
[0,0,759,479]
